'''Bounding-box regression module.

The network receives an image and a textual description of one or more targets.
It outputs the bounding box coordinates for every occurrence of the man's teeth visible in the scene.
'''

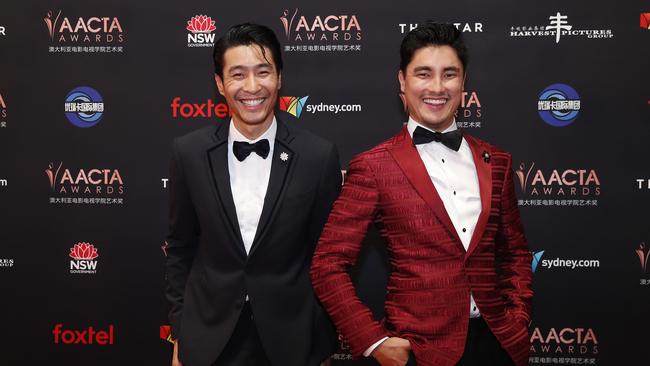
[423,98,446,105]
[241,98,264,106]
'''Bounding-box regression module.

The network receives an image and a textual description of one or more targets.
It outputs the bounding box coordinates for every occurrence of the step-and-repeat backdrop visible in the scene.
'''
[1,1,649,364]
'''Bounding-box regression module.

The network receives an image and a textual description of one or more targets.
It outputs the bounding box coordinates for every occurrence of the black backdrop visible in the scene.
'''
[1,1,649,365]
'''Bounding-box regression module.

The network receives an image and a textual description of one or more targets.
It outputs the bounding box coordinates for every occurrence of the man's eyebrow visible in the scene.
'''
[227,63,273,73]
[412,66,432,73]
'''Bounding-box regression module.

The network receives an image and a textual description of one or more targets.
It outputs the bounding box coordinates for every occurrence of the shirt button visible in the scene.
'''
[453,191,457,195]
[473,306,477,311]
[442,158,445,163]
[462,228,467,232]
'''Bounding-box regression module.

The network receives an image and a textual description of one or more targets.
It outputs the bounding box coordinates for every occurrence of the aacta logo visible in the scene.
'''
[0,92,7,128]
[516,162,600,196]
[44,10,124,43]
[69,242,98,274]
[46,162,125,195]
[530,327,598,355]
[186,15,216,47]
[457,91,481,118]
[280,8,361,42]
[280,96,309,118]
[636,242,649,273]
[53,324,114,345]
[170,97,231,118]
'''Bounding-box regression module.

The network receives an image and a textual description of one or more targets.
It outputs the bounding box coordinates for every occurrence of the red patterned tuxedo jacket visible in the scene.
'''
[311,127,533,366]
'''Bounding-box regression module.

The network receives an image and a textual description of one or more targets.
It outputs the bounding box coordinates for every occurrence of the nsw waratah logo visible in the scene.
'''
[537,84,580,127]
[186,15,216,47]
[64,87,104,128]
[280,96,309,118]
[69,242,99,274]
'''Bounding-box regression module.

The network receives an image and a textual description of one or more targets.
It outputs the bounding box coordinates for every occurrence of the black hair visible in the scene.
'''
[213,23,283,78]
[400,21,468,73]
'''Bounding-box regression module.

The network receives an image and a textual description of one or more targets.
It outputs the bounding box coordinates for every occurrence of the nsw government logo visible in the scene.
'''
[537,84,580,127]
[69,242,99,274]
[186,15,216,48]
[64,87,104,128]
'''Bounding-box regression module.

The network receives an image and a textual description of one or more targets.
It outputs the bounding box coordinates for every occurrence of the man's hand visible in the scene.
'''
[172,340,183,366]
[371,337,411,366]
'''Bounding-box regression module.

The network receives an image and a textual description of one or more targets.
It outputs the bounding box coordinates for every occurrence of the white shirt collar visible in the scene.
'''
[228,116,277,144]
[407,116,457,138]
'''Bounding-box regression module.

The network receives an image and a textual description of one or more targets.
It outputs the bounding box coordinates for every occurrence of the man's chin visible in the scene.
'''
[236,112,274,126]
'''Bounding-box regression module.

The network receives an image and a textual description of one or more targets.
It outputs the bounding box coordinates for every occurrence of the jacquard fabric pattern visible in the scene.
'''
[311,127,533,366]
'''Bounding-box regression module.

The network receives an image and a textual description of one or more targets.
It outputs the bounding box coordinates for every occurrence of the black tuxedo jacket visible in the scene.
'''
[165,120,341,366]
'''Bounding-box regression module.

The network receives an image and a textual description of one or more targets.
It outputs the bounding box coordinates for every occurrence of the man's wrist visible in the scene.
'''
[363,336,389,357]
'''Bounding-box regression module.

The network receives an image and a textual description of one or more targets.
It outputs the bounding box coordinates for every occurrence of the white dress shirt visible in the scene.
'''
[227,118,276,255]
[364,118,482,357]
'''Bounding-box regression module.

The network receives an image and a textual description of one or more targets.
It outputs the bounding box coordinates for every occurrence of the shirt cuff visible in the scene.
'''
[363,336,389,357]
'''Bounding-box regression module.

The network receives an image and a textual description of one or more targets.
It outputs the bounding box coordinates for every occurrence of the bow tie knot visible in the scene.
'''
[233,139,270,161]
[412,126,463,151]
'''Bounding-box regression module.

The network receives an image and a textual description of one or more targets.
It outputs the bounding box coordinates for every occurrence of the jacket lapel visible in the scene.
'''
[388,127,463,248]
[464,134,493,259]
[206,122,246,257]
[248,120,296,257]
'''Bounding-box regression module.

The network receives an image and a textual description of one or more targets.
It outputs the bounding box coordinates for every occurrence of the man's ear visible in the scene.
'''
[398,70,405,93]
[214,74,225,96]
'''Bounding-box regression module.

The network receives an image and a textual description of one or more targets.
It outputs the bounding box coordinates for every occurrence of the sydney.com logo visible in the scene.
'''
[531,250,600,273]
[279,95,361,118]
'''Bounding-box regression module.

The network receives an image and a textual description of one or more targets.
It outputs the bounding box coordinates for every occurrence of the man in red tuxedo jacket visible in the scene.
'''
[311,22,533,366]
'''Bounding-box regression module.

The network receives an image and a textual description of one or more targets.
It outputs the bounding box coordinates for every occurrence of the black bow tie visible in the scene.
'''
[233,139,270,161]
[412,126,463,152]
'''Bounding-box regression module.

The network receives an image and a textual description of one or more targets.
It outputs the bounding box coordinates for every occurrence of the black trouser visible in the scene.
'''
[212,302,272,366]
[405,317,515,366]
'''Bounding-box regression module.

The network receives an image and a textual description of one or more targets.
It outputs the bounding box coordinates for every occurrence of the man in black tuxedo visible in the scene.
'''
[164,23,340,366]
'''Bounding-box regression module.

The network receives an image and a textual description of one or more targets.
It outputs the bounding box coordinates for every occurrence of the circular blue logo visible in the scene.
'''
[64,86,104,128]
[537,84,580,127]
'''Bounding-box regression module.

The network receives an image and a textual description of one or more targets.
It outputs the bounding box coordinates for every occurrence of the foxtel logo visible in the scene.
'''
[279,95,361,118]
[53,324,114,345]
[170,97,232,118]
